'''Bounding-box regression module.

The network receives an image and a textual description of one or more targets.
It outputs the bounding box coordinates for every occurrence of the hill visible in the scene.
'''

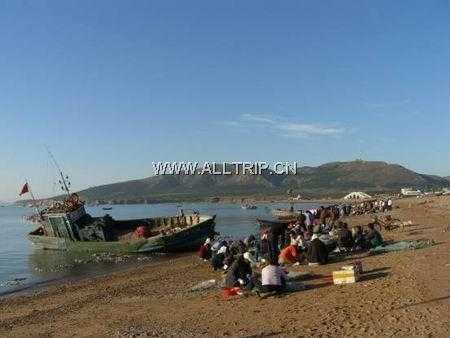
[282,161,449,197]
[65,160,450,203]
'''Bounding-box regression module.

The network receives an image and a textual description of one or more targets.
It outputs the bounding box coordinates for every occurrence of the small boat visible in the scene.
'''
[27,194,216,253]
[256,218,291,229]
[102,206,113,211]
[271,208,302,220]
[241,204,257,210]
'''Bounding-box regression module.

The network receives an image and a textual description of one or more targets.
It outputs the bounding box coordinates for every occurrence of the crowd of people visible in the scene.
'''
[350,198,393,215]
[197,205,386,294]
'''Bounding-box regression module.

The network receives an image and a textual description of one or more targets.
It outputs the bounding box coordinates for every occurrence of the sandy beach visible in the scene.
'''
[1,196,450,337]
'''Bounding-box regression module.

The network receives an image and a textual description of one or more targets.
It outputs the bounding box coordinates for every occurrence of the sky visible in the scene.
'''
[1,0,450,200]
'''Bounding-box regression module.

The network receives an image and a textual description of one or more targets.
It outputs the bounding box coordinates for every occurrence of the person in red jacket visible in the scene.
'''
[198,238,212,260]
[278,241,300,265]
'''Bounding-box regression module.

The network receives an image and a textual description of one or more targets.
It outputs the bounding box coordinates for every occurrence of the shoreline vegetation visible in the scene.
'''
[2,195,450,336]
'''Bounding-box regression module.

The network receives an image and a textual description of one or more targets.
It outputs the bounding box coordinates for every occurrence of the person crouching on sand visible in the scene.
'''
[211,243,228,271]
[306,234,329,266]
[365,223,384,248]
[198,238,212,261]
[261,258,286,293]
[352,225,367,251]
[337,223,354,252]
[278,240,301,265]
[224,254,253,289]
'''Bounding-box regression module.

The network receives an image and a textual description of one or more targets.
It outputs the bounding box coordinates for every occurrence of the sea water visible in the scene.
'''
[0,201,325,295]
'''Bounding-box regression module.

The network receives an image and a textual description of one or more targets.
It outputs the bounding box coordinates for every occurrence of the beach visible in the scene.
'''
[1,196,450,337]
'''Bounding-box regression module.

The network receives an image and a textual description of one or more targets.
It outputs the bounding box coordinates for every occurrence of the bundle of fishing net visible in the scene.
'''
[370,239,435,254]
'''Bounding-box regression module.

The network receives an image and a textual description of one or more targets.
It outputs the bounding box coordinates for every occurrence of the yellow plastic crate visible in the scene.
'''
[332,269,359,285]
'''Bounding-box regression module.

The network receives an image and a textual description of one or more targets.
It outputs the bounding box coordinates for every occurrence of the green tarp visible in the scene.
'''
[370,239,435,254]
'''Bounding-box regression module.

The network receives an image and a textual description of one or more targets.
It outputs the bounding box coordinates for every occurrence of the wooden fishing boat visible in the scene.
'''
[27,194,216,253]
[256,218,291,229]
[271,208,302,220]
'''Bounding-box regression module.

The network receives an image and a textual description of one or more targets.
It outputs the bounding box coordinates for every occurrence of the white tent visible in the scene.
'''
[401,188,422,196]
[343,191,372,200]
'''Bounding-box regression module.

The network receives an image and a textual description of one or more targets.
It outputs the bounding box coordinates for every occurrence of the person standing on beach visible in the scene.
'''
[267,222,287,263]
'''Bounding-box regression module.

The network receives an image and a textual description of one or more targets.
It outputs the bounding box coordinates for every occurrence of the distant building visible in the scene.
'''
[401,188,422,196]
[343,192,372,200]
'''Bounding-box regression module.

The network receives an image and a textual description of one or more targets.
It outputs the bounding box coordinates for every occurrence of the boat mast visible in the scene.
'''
[46,146,71,197]
[25,178,42,217]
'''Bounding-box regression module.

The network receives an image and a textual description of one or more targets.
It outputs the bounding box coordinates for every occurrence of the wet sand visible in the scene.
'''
[1,196,450,337]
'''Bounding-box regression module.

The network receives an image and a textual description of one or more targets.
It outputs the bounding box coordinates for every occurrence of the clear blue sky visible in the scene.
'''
[1,0,450,200]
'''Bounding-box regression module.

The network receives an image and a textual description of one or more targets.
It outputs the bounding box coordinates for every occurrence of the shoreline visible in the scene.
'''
[16,192,415,209]
[2,199,331,301]
[16,196,349,208]
[2,196,450,336]
[0,251,190,299]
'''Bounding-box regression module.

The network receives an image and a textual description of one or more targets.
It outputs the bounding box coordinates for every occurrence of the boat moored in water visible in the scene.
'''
[271,208,302,220]
[256,218,291,229]
[27,194,216,253]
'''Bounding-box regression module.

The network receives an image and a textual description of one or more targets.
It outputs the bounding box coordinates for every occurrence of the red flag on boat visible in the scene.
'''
[19,183,29,196]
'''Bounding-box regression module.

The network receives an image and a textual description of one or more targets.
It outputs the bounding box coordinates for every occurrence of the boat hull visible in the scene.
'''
[271,209,302,220]
[28,215,216,253]
[257,218,291,229]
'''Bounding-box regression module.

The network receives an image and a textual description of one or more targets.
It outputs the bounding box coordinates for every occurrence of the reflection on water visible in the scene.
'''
[0,201,326,294]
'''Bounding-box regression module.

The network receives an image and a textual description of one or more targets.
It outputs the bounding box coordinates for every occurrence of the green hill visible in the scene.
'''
[67,160,449,203]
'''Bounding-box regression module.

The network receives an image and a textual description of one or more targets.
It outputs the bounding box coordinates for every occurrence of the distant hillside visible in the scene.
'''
[282,161,449,197]
[63,160,450,203]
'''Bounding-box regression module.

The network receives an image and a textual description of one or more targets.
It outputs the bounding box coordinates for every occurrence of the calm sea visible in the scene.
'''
[0,201,324,295]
